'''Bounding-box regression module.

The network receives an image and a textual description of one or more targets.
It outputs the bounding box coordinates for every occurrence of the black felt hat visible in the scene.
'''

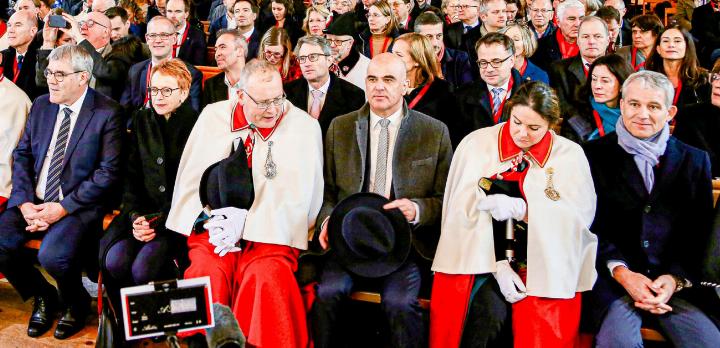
[324,13,357,37]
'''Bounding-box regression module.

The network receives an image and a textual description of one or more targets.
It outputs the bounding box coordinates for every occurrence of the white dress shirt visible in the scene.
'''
[486,78,512,105]
[35,88,89,201]
[224,74,242,99]
[241,27,255,41]
[306,76,331,114]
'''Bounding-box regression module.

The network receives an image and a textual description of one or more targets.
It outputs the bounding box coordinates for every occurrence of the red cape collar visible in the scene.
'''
[231,101,285,141]
[498,122,553,168]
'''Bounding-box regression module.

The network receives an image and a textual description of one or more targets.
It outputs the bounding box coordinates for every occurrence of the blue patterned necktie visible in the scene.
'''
[16,55,23,73]
[491,87,504,116]
[44,108,72,202]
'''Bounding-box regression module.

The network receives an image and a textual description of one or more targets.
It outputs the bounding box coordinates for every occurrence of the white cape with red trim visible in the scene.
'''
[432,123,598,298]
[165,100,324,250]
[0,77,32,198]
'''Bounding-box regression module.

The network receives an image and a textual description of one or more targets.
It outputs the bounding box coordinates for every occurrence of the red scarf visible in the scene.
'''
[408,82,432,109]
[519,59,528,76]
[369,36,392,58]
[631,47,645,71]
[556,30,579,59]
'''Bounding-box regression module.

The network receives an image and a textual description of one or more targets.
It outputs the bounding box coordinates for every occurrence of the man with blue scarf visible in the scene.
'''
[583,71,720,347]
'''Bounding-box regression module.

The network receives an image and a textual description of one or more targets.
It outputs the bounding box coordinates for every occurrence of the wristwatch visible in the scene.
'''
[670,274,692,292]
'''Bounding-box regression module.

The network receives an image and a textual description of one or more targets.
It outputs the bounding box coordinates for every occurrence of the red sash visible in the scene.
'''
[143,62,153,106]
[172,24,190,58]
[593,110,606,137]
[673,80,682,106]
[12,55,21,83]
[407,82,432,109]
[519,59,528,77]
[488,77,514,124]
[369,36,391,58]
[631,47,645,71]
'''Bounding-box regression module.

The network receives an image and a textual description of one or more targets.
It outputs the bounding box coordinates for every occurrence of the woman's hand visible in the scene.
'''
[132,216,156,242]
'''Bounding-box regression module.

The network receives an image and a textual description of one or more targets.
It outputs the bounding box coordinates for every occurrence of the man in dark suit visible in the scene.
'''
[1,10,45,100]
[584,71,720,348]
[207,0,235,45]
[203,29,247,108]
[414,11,474,89]
[453,33,523,146]
[121,16,202,112]
[691,0,720,66]
[444,0,482,62]
[233,0,261,60]
[0,44,123,340]
[549,16,610,114]
[165,0,206,65]
[529,0,584,71]
[285,36,365,137]
[311,53,452,348]
[603,0,630,49]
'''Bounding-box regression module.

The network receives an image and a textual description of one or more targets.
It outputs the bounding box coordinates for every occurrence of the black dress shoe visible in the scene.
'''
[54,304,89,340]
[27,294,58,337]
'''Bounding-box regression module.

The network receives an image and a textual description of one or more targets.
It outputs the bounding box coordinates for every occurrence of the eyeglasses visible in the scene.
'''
[243,90,286,109]
[326,37,352,46]
[529,8,554,14]
[264,50,284,60]
[150,87,180,97]
[44,69,83,82]
[451,5,478,9]
[145,32,175,41]
[79,19,108,29]
[711,73,720,82]
[477,54,513,69]
[297,53,329,63]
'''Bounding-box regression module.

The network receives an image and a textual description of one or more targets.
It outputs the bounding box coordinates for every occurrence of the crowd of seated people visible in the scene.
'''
[0,0,720,347]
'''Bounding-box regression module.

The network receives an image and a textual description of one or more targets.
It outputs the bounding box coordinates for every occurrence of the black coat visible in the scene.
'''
[529,32,563,72]
[673,102,720,177]
[451,68,525,146]
[444,21,482,63]
[357,27,400,58]
[1,43,46,100]
[246,28,261,62]
[582,134,714,329]
[120,58,204,113]
[548,55,586,115]
[691,3,720,65]
[441,47,475,90]
[178,25,208,66]
[202,71,230,109]
[674,78,711,115]
[403,78,457,130]
[284,74,366,137]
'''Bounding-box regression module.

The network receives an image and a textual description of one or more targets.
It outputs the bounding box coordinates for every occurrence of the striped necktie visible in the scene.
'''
[44,108,72,202]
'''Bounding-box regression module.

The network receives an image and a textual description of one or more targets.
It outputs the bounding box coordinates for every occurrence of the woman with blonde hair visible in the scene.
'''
[500,22,548,83]
[392,33,456,126]
[258,27,302,83]
[302,5,332,37]
[358,0,401,58]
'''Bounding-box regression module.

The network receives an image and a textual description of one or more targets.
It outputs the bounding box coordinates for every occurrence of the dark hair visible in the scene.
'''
[234,0,259,14]
[475,32,515,56]
[119,0,143,23]
[645,24,709,90]
[503,81,561,125]
[505,0,524,19]
[629,14,663,37]
[713,59,720,74]
[575,54,633,104]
[413,11,443,32]
[105,6,129,22]
[595,6,620,23]
[271,0,294,16]
[109,35,148,63]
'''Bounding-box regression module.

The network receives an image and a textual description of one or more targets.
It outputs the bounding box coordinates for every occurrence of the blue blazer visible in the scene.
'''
[521,60,549,84]
[208,14,228,46]
[8,88,124,214]
[582,134,715,329]
[120,58,203,113]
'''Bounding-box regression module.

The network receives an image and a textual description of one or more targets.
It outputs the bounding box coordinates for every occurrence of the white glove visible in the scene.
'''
[204,207,248,255]
[492,260,527,304]
[477,194,527,221]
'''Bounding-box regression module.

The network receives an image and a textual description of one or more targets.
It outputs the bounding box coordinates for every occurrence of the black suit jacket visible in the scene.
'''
[444,21,482,63]
[284,74,365,137]
[1,44,46,100]
[451,69,524,146]
[691,4,720,64]
[441,47,475,90]
[120,59,203,113]
[178,25,208,66]
[202,71,229,109]
[548,55,586,115]
[529,32,563,72]
[673,102,720,178]
[403,78,457,130]
[583,134,714,328]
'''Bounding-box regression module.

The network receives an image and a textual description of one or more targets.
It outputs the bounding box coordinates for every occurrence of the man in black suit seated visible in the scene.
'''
[414,11,474,89]
[1,10,45,100]
[165,0,206,65]
[444,0,482,61]
[0,44,123,340]
[202,28,247,108]
[285,36,365,137]
[603,0,630,49]
[548,16,610,114]
[233,0,261,61]
[530,0,584,72]
[121,16,203,112]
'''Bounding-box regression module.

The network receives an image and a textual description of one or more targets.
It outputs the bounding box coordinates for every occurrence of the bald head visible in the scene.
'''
[92,0,116,13]
[7,10,38,52]
[82,11,111,49]
[147,15,176,33]
[366,53,409,117]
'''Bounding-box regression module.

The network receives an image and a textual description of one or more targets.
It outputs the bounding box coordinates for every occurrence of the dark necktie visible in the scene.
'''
[44,108,72,202]
[16,54,23,73]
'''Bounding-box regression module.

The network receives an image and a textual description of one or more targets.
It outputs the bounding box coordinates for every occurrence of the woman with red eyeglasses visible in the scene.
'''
[257,27,302,83]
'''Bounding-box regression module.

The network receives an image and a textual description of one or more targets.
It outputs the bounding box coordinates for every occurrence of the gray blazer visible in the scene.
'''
[318,102,453,260]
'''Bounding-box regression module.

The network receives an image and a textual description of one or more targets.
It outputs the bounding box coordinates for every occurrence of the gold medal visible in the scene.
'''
[544,167,560,201]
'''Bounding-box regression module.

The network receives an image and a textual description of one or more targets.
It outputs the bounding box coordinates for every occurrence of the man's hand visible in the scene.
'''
[20,202,48,232]
[613,266,657,303]
[41,14,58,49]
[25,202,68,227]
[132,216,156,242]
[62,13,84,43]
[383,198,416,222]
[477,194,527,222]
[636,275,676,315]
[319,216,330,250]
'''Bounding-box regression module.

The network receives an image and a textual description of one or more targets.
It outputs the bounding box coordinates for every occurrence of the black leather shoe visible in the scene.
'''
[27,294,58,337]
[53,303,89,340]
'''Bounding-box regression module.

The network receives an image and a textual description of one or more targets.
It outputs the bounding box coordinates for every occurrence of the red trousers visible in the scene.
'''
[186,231,308,348]
[0,196,7,212]
[429,273,475,348]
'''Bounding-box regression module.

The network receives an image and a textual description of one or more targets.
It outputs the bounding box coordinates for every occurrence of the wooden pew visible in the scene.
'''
[196,65,223,89]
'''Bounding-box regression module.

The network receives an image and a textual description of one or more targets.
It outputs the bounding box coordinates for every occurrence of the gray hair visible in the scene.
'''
[293,35,332,56]
[216,29,249,58]
[237,58,281,89]
[479,0,502,14]
[621,71,675,108]
[48,45,94,78]
[579,15,608,37]
[557,0,585,20]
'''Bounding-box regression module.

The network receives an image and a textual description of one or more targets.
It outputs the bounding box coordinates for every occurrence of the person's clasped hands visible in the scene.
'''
[204,207,248,257]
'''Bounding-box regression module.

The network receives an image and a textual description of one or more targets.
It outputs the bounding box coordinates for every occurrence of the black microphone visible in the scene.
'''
[206,304,246,348]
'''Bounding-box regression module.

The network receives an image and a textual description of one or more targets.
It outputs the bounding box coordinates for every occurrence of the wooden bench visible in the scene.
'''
[205,46,217,67]
[195,65,222,89]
